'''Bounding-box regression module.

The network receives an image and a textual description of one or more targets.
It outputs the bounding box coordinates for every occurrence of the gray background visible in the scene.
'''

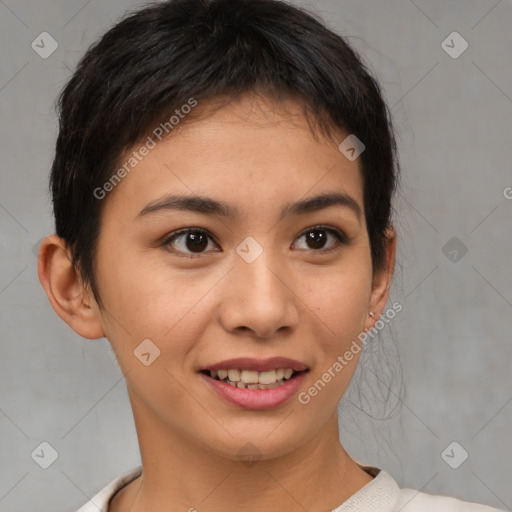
[1,0,511,510]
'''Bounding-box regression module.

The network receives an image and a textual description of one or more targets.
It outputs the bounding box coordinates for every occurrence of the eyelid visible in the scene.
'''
[298,224,348,241]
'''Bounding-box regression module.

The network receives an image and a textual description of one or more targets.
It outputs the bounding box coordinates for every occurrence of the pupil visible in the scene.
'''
[186,231,208,252]
[307,230,326,249]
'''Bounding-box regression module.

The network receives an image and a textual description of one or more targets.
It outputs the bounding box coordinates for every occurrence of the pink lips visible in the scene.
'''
[199,357,309,410]
[200,371,307,410]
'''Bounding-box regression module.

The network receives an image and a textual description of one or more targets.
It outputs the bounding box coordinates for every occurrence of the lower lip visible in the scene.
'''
[200,372,308,410]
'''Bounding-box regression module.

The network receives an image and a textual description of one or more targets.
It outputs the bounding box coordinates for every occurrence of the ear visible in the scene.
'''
[37,235,105,340]
[364,227,396,331]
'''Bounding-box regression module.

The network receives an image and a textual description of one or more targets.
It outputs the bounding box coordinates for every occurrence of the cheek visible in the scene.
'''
[94,245,219,359]
[295,258,372,417]
[302,254,373,346]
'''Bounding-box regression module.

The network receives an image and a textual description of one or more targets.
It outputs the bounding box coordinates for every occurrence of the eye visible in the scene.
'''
[162,225,347,258]
[293,225,347,252]
[162,228,219,258]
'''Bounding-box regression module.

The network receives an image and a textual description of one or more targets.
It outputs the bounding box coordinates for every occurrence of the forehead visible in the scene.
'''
[101,95,364,221]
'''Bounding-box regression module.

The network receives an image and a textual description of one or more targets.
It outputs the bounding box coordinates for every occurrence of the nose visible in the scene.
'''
[218,250,300,339]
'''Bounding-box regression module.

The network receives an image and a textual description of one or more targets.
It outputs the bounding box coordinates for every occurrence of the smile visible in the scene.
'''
[206,368,298,389]
[199,357,309,410]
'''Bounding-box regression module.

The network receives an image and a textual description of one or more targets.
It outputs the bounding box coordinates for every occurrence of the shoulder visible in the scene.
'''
[396,487,506,512]
[74,465,143,512]
[344,463,506,512]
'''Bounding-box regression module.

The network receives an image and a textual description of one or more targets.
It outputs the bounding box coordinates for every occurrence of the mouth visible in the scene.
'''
[198,357,309,409]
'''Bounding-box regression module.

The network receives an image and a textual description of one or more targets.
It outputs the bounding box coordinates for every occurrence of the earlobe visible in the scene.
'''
[365,227,396,329]
[37,235,105,340]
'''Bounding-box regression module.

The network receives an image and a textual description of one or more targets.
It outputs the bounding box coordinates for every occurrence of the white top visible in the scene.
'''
[75,463,505,512]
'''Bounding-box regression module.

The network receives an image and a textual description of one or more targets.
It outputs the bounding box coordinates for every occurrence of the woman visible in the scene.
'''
[37,0,504,510]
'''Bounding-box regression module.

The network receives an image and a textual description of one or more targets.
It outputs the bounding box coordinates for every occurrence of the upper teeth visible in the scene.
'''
[211,368,294,384]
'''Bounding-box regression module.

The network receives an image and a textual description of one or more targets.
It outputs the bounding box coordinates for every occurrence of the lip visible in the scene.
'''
[201,357,308,372]
[200,370,308,410]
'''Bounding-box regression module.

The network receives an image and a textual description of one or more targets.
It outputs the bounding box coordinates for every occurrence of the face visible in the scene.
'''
[87,94,391,461]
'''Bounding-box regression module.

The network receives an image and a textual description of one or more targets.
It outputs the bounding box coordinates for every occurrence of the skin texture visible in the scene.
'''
[38,94,396,512]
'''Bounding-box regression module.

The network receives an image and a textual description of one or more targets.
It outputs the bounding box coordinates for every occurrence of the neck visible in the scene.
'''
[111,391,374,512]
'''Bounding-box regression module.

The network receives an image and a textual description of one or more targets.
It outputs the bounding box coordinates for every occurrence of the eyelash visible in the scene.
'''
[161,225,348,259]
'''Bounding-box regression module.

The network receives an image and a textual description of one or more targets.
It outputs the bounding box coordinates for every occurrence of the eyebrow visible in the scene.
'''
[137,191,362,222]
